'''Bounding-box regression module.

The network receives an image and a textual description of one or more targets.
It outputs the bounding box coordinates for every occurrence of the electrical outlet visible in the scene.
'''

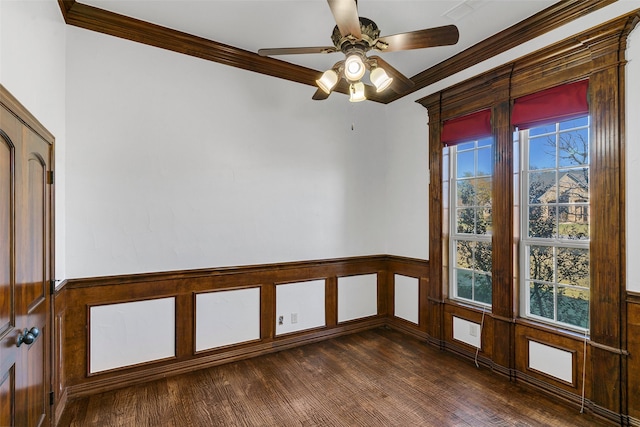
[469,324,478,337]
[278,315,284,325]
[291,313,298,324]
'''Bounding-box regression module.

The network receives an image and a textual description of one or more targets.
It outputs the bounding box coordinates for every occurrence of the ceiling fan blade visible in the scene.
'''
[376,25,459,52]
[369,55,414,93]
[327,0,361,39]
[312,88,331,100]
[258,46,338,56]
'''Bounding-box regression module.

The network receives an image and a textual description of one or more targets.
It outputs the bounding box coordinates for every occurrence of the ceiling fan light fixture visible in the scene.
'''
[370,67,393,92]
[344,53,366,82]
[316,69,339,94]
[349,82,366,103]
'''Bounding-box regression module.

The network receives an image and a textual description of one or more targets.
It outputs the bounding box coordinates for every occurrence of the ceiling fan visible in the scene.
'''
[258,0,459,102]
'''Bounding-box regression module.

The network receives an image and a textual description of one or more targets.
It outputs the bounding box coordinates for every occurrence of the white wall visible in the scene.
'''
[383,96,430,260]
[65,27,388,278]
[627,25,640,292]
[0,0,67,280]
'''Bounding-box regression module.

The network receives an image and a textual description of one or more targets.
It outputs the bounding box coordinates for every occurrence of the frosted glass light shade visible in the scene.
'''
[316,69,339,94]
[370,67,393,92]
[349,82,366,103]
[344,54,366,81]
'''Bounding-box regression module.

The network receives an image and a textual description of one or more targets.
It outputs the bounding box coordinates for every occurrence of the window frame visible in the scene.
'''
[448,137,494,308]
[517,116,591,332]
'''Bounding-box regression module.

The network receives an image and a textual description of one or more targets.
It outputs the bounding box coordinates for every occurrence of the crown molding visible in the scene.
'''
[58,0,616,104]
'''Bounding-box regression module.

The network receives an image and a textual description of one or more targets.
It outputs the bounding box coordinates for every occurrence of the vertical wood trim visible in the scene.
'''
[377,271,388,317]
[425,95,445,346]
[583,14,639,414]
[419,277,429,332]
[325,277,337,328]
[261,284,275,340]
[492,94,516,375]
[177,293,192,358]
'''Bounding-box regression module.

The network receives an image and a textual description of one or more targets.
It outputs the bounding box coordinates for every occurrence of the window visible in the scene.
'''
[449,137,493,306]
[519,116,590,331]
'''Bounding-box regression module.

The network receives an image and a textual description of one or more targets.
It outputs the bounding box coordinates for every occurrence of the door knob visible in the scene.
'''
[16,327,40,347]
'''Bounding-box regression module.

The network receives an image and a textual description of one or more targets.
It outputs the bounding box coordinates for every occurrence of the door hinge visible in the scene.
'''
[49,391,54,406]
[50,280,56,295]
[47,170,54,185]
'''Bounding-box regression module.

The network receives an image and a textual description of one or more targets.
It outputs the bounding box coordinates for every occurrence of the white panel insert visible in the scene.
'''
[276,279,325,335]
[338,274,378,323]
[195,287,260,352]
[90,297,175,373]
[453,316,481,349]
[528,340,573,384]
[394,274,419,324]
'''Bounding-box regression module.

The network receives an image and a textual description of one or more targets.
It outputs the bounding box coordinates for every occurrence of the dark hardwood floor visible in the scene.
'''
[58,327,610,426]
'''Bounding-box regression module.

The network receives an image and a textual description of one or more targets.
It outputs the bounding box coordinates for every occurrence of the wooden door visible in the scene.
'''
[0,88,53,427]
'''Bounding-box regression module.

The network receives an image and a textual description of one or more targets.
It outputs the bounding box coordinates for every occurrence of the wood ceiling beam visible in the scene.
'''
[57,0,616,105]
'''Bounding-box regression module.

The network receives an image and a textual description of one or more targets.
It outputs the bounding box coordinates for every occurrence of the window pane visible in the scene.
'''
[529,123,556,136]
[557,287,589,328]
[528,171,555,204]
[529,245,554,282]
[476,177,492,206]
[476,207,492,235]
[557,248,589,287]
[456,180,476,206]
[474,241,492,273]
[558,205,590,240]
[475,273,492,304]
[529,135,556,170]
[558,129,589,167]
[478,137,493,148]
[456,241,474,268]
[558,168,589,203]
[457,150,475,178]
[559,116,588,130]
[457,141,475,151]
[456,269,473,299]
[529,282,554,320]
[477,147,493,176]
[529,206,556,238]
[456,208,475,234]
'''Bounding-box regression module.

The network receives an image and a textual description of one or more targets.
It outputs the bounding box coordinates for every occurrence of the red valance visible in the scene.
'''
[511,79,589,129]
[441,109,492,146]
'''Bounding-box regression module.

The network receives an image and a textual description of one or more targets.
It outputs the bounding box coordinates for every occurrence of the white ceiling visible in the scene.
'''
[82,0,557,78]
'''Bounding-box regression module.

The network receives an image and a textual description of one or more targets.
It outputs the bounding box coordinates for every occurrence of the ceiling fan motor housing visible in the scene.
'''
[331,17,380,52]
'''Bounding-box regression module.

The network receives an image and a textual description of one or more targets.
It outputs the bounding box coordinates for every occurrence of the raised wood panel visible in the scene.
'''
[337,274,377,323]
[627,294,640,419]
[443,303,494,362]
[0,367,15,427]
[514,322,587,397]
[0,130,13,337]
[23,154,47,311]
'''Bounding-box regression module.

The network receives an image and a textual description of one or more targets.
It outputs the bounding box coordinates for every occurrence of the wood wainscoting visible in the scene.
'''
[54,255,640,426]
[52,255,429,424]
